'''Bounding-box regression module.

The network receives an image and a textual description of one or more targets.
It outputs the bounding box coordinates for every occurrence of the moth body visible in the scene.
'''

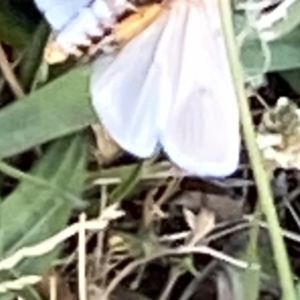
[34,0,136,56]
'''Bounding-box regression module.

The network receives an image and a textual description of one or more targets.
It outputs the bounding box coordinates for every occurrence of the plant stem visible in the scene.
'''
[217,1,296,300]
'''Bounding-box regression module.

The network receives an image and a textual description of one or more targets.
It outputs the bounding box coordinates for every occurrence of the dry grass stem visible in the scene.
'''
[0,205,124,271]
[94,185,109,275]
[244,215,300,244]
[0,44,24,98]
[78,214,87,300]
[101,246,258,300]
[49,275,57,300]
[0,276,41,294]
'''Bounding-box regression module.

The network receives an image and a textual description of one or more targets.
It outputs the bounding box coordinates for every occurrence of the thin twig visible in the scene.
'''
[101,246,258,300]
[159,268,184,300]
[0,43,24,98]
[283,200,300,231]
[0,55,22,93]
[179,260,218,300]
[78,214,87,300]
[94,185,108,276]
[49,275,57,300]
[244,215,300,244]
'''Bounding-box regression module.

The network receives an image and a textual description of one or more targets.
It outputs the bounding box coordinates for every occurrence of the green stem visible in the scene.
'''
[217,1,296,300]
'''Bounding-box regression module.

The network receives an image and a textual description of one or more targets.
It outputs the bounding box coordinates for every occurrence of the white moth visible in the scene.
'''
[34,0,134,54]
[34,0,240,178]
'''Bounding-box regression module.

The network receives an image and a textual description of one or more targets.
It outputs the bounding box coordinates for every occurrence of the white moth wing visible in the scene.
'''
[92,0,133,23]
[90,0,118,27]
[91,12,170,157]
[34,0,120,53]
[33,0,91,31]
[57,0,130,53]
[56,8,103,53]
[158,0,240,177]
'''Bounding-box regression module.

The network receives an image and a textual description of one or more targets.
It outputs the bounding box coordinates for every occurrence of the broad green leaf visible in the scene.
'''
[0,55,116,160]
[235,13,300,72]
[258,27,300,71]
[0,66,96,159]
[18,22,50,92]
[0,134,87,300]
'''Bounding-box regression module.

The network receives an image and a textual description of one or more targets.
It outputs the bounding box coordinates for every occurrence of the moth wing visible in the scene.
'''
[91,12,169,157]
[158,0,240,177]
[56,8,104,53]
[33,0,90,31]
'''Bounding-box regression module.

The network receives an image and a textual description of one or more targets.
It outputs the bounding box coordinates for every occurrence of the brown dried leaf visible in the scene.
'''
[184,207,215,245]
[92,123,122,164]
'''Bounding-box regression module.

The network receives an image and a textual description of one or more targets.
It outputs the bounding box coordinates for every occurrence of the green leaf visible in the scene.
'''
[260,28,300,71]
[0,66,96,160]
[18,22,50,92]
[0,54,116,160]
[0,134,87,299]
[235,13,300,72]
[224,266,260,300]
